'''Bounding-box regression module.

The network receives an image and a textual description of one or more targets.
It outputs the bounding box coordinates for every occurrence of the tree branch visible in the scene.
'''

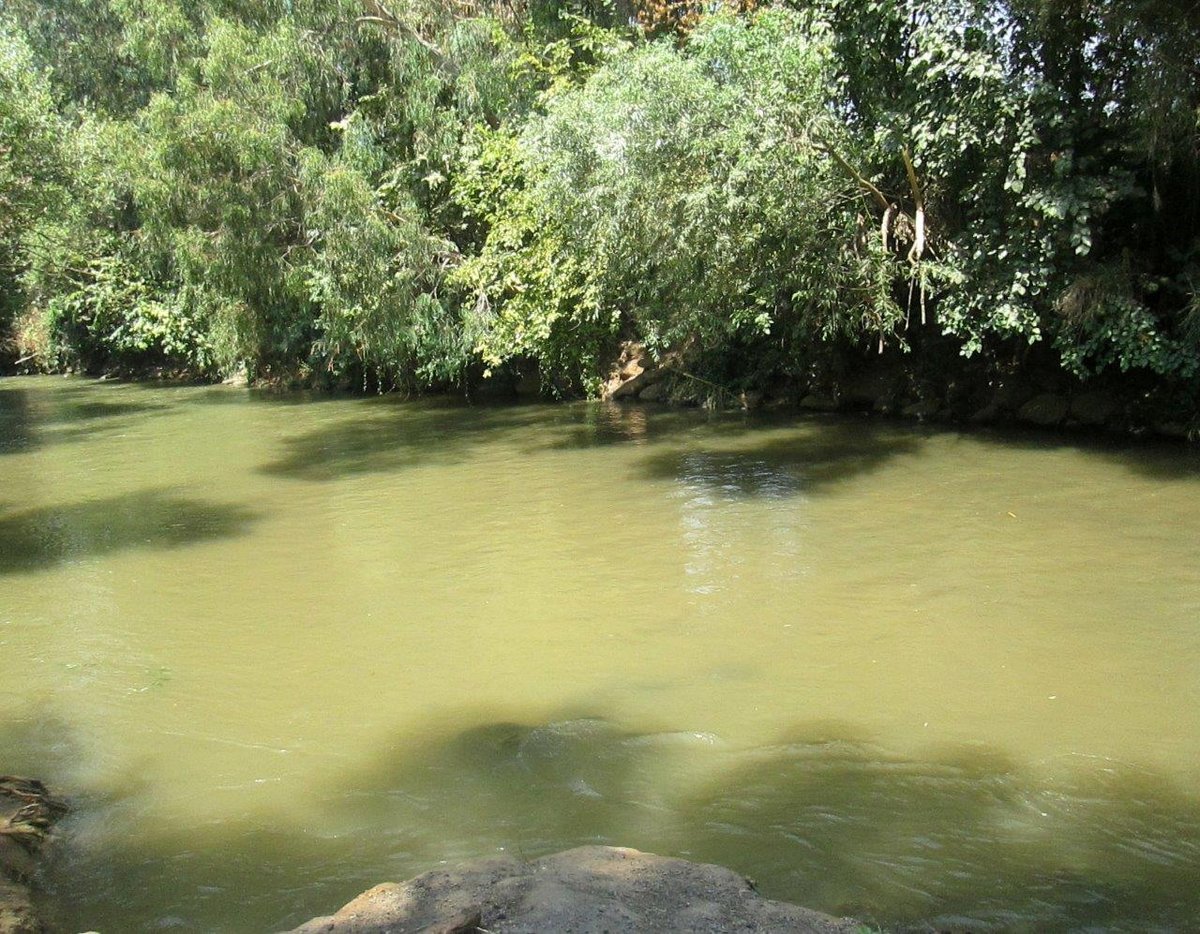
[357,0,448,64]
[900,146,928,324]
[816,139,892,214]
[900,146,926,266]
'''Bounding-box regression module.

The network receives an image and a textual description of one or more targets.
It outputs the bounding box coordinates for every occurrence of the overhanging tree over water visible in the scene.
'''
[0,0,1197,412]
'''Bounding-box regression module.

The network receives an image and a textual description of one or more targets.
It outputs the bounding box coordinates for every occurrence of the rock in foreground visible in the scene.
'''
[288,845,861,934]
[0,777,67,934]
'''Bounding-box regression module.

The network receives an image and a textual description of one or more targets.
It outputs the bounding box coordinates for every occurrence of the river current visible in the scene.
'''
[1,376,1198,931]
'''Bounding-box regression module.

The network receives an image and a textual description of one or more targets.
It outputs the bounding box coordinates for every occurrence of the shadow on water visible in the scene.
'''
[0,711,87,788]
[678,725,1200,931]
[965,421,1200,483]
[630,411,1200,495]
[0,384,171,456]
[37,711,1200,932]
[255,398,709,482]
[256,400,557,481]
[8,377,1200,492]
[311,715,1200,932]
[256,400,928,492]
[252,394,1200,504]
[0,489,260,575]
[636,418,926,497]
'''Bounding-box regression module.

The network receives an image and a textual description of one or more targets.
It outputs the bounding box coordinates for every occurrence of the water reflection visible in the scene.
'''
[673,454,808,598]
[0,385,36,455]
[563,403,653,447]
[638,419,924,494]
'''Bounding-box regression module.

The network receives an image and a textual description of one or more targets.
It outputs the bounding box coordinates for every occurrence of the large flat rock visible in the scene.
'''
[287,845,861,934]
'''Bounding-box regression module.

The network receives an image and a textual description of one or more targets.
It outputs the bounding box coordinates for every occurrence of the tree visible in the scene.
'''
[0,26,67,349]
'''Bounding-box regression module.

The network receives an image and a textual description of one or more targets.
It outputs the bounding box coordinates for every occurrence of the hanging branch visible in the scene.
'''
[817,136,937,336]
[900,146,928,324]
[815,138,906,276]
[358,0,450,67]
[814,139,892,213]
[900,146,925,266]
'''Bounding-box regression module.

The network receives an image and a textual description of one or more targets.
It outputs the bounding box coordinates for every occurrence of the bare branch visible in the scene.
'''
[900,146,928,323]
[900,146,926,266]
[817,140,892,213]
[357,0,448,64]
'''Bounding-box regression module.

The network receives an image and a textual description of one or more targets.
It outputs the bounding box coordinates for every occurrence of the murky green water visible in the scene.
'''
[2,376,1199,932]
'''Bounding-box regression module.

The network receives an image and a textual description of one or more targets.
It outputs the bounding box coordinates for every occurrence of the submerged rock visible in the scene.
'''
[1018,392,1069,426]
[1069,389,1120,427]
[287,845,860,934]
[799,393,839,412]
[838,360,901,411]
[900,399,941,420]
[638,380,669,402]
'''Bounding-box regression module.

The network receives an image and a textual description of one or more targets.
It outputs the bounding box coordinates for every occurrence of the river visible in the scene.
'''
[1,375,1198,931]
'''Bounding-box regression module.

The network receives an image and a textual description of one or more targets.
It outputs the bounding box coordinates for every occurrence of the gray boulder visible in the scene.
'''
[1018,393,1069,426]
[287,846,861,934]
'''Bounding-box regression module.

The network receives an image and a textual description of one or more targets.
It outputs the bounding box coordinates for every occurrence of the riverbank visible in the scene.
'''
[5,343,1198,444]
[594,337,1200,441]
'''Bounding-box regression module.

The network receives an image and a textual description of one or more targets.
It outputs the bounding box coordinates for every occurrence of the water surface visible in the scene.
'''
[2,376,1198,931]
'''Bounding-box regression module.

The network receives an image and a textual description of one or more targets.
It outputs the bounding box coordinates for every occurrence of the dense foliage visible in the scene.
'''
[1,0,1198,403]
